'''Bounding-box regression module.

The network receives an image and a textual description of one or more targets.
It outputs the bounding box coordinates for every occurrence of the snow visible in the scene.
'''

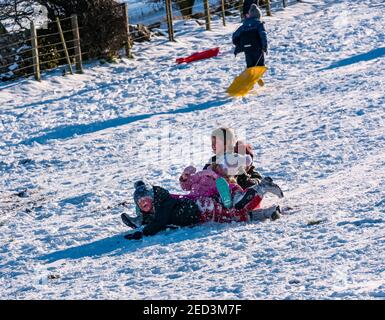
[8,63,18,71]
[1,0,385,299]
[121,0,223,25]
[0,2,47,31]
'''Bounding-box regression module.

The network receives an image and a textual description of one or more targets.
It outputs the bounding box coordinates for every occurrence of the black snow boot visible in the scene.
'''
[121,213,140,229]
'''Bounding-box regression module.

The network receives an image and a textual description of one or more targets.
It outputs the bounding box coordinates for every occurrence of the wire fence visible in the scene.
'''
[0,14,84,82]
[0,0,301,84]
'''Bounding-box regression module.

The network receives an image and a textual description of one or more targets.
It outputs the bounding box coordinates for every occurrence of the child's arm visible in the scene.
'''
[245,154,253,170]
[258,23,268,53]
[210,163,227,178]
[179,166,196,191]
[142,213,169,236]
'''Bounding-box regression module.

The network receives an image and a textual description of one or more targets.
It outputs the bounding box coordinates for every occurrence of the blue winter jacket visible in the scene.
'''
[232,17,268,56]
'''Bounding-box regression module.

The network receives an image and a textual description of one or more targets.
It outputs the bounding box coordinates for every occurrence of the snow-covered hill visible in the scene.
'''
[1,0,384,299]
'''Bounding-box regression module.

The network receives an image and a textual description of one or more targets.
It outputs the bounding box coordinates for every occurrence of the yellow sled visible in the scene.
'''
[226,66,267,97]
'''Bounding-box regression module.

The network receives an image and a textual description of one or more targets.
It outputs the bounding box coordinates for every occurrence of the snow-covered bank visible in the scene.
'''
[1,0,385,299]
[121,0,222,25]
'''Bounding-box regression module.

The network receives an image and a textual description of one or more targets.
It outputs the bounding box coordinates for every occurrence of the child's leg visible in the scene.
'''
[233,176,283,210]
[196,197,223,223]
[250,206,281,221]
[216,179,250,209]
[233,186,263,211]
[215,177,232,209]
[244,195,262,211]
[221,208,249,223]
[196,196,249,223]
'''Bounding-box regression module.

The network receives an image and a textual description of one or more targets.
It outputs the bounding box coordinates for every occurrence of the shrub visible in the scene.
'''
[37,0,127,59]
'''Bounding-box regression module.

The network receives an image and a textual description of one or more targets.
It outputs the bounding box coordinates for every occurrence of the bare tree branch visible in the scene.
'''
[0,0,36,31]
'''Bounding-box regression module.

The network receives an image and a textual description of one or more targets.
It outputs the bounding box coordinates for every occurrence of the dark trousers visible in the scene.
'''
[245,51,265,68]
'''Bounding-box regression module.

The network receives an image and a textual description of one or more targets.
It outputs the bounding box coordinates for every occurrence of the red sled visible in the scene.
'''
[176,47,220,64]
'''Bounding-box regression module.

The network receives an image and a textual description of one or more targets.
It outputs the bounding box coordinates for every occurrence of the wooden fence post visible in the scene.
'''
[122,3,133,58]
[266,0,272,16]
[30,21,40,81]
[221,0,226,26]
[165,0,175,41]
[240,0,244,20]
[203,0,211,31]
[56,17,73,75]
[71,15,83,73]
[283,0,287,8]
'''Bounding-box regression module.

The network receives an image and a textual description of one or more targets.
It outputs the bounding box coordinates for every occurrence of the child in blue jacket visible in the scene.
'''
[233,4,268,68]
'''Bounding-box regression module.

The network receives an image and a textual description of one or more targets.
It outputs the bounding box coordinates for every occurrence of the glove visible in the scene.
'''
[124,231,143,240]
[263,49,268,56]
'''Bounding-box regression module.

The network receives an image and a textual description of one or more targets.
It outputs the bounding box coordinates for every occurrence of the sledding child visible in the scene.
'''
[234,140,263,188]
[178,165,220,199]
[199,127,283,210]
[204,128,262,187]
[121,127,284,239]
[121,181,281,240]
[233,4,268,70]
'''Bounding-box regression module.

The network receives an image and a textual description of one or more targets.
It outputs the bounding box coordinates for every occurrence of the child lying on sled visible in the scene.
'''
[122,181,282,240]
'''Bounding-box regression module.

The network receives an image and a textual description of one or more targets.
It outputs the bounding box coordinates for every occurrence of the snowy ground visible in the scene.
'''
[122,0,223,25]
[1,0,385,299]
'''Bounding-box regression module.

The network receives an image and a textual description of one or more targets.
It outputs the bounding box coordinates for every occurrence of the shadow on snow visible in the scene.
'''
[38,223,234,264]
[320,47,385,71]
[20,97,232,146]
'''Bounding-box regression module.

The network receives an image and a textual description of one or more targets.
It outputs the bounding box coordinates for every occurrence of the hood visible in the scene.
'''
[242,17,262,31]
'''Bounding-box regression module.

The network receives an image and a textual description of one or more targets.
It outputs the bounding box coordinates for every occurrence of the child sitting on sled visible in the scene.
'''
[180,127,283,211]
[121,181,282,240]
[204,128,263,188]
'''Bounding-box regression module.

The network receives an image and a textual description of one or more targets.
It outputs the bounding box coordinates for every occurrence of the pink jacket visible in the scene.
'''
[179,166,219,197]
